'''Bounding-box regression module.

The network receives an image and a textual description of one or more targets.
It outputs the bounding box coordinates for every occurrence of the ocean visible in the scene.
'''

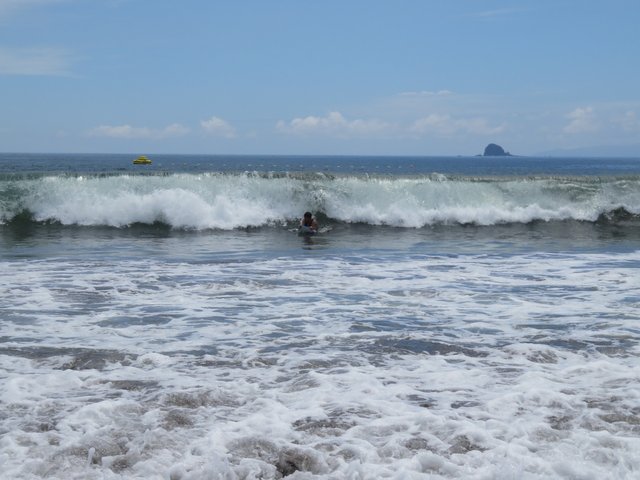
[1,153,640,479]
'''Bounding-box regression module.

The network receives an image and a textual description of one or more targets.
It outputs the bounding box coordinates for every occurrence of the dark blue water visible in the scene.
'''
[2,152,640,176]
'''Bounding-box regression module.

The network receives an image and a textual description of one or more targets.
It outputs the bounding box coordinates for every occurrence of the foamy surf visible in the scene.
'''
[1,250,639,478]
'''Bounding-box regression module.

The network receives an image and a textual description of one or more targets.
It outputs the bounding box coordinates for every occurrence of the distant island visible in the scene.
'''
[483,143,512,156]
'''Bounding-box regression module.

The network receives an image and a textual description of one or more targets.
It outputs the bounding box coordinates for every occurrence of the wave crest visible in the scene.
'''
[2,173,639,229]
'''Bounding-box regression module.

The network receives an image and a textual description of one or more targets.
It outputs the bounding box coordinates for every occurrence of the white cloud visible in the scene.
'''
[410,114,506,136]
[563,106,599,134]
[89,123,189,139]
[277,111,391,137]
[200,116,237,138]
[397,90,453,97]
[162,123,190,137]
[617,110,640,132]
[471,8,528,19]
[0,46,75,76]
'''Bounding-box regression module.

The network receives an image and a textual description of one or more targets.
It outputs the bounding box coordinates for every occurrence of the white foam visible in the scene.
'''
[1,248,640,478]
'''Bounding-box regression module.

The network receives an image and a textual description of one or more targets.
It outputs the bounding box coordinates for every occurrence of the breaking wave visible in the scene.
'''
[2,172,640,230]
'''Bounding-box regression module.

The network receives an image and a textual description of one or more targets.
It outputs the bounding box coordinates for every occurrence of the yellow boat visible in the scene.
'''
[133,155,152,165]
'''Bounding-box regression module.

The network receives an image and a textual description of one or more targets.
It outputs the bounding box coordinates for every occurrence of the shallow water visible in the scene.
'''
[2,223,640,479]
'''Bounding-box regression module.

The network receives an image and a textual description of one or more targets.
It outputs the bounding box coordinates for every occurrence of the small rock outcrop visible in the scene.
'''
[483,143,511,156]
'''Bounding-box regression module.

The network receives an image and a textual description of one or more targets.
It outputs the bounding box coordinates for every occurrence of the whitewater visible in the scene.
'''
[1,154,640,479]
[2,172,640,229]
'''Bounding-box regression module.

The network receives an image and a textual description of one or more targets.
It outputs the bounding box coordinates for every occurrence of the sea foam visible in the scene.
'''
[2,248,640,478]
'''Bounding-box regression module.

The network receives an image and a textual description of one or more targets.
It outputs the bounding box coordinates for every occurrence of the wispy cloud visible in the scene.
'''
[200,116,237,138]
[0,0,69,19]
[396,90,453,97]
[410,114,506,136]
[617,110,640,132]
[471,7,528,19]
[0,0,78,76]
[277,111,392,137]
[0,46,75,76]
[563,106,599,134]
[276,109,508,140]
[89,123,189,139]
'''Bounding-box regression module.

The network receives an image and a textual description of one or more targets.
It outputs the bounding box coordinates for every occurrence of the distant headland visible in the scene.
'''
[483,143,512,156]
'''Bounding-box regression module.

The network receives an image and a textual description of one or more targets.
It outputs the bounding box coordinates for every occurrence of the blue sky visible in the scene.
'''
[1,0,639,155]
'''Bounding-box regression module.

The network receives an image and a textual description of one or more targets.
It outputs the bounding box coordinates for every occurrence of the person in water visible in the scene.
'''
[300,211,318,232]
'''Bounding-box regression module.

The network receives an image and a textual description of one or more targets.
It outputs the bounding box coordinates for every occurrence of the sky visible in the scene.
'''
[1,0,639,156]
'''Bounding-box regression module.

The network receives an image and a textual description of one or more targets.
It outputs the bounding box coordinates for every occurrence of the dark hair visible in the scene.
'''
[303,211,312,218]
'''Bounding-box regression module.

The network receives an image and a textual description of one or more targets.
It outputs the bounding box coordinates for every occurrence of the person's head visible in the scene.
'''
[303,211,312,219]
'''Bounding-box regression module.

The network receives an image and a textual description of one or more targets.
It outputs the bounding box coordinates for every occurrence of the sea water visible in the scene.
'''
[1,154,640,479]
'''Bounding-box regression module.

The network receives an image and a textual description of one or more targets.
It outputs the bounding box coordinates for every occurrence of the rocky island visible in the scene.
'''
[483,143,512,156]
